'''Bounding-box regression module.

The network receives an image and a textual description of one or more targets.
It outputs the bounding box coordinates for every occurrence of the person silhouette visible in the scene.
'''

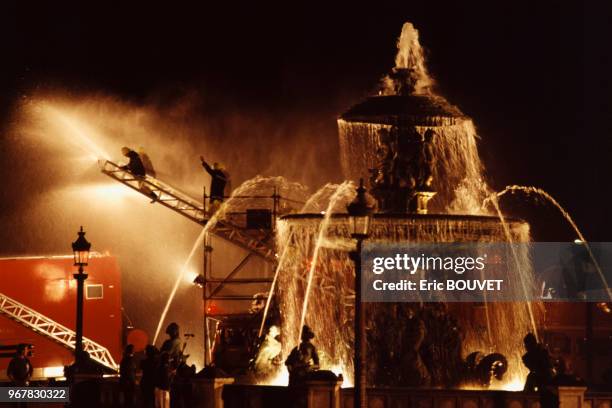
[285,325,320,386]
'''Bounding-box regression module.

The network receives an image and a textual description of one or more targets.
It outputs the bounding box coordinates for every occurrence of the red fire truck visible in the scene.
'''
[0,253,122,380]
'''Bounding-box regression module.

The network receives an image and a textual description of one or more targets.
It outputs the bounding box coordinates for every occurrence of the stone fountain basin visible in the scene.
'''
[279,213,529,243]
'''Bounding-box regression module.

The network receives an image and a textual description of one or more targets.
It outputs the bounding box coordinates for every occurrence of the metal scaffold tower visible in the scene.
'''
[0,292,118,371]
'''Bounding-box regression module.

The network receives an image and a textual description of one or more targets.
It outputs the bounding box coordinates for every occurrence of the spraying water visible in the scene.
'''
[22,100,113,162]
[7,22,590,391]
[153,175,309,345]
[248,22,545,390]
[389,22,434,94]
[298,181,354,340]
[290,20,541,388]
[339,20,490,216]
[485,185,612,301]
[8,96,219,366]
[259,182,356,339]
[488,194,540,339]
[257,221,293,338]
[152,227,207,345]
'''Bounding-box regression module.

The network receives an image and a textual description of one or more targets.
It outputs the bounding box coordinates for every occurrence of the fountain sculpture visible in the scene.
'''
[256,22,542,390]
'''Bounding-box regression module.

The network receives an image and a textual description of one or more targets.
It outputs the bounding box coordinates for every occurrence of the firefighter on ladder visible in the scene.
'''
[120,147,158,203]
[200,156,229,214]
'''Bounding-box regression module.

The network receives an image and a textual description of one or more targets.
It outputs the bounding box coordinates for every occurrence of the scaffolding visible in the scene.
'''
[100,160,301,364]
[0,291,118,371]
[100,160,277,261]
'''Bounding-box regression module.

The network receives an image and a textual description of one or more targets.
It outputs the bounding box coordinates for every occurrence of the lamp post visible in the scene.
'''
[347,179,373,408]
[71,226,91,366]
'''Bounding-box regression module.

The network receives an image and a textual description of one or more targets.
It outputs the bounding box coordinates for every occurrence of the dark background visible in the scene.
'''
[0,1,610,241]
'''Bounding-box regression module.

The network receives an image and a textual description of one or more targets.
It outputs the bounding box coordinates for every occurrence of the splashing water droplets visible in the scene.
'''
[392,22,434,94]
[486,185,612,301]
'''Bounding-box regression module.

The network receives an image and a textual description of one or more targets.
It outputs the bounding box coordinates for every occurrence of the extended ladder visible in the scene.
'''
[100,160,276,262]
[100,160,205,224]
[0,292,118,371]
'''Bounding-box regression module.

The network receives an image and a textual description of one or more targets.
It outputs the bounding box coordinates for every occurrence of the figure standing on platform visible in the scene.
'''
[285,325,320,386]
[160,322,183,369]
[160,322,189,407]
[7,344,32,386]
[120,147,158,203]
[200,156,229,212]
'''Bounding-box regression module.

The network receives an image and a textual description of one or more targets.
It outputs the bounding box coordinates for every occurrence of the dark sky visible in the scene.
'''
[1,1,610,241]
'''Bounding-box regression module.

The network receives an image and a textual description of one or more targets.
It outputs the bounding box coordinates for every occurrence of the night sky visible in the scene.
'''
[1,1,610,241]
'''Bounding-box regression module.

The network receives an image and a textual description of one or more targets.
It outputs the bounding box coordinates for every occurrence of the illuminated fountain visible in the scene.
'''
[8,20,606,403]
[260,22,542,390]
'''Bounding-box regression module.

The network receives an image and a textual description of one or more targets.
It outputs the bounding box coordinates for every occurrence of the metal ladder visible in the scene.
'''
[100,160,206,224]
[0,292,118,371]
[100,160,276,262]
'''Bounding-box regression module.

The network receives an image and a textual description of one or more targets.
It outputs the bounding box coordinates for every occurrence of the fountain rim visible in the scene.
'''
[280,213,526,224]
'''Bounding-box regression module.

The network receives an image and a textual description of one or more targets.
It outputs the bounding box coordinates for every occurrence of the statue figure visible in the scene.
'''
[464,352,508,387]
[252,326,282,376]
[522,333,558,408]
[392,127,418,192]
[417,129,436,191]
[369,126,437,212]
[420,303,463,387]
[522,333,554,392]
[398,306,431,386]
[285,325,320,386]
[369,140,395,210]
[370,126,404,212]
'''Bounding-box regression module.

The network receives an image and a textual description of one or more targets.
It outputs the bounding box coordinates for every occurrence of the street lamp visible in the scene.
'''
[347,179,373,408]
[71,226,91,366]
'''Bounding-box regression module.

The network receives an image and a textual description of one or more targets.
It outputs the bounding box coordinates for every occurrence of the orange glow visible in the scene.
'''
[263,367,289,386]
[597,302,612,314]
[461,373,525,392]
[206,303,218,314]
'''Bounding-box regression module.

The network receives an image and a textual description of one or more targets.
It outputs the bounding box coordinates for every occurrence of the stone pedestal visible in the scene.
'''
[302,379,342,408]
[193,377,235,408]
[556,386,587,408]
[222,378,342,408]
